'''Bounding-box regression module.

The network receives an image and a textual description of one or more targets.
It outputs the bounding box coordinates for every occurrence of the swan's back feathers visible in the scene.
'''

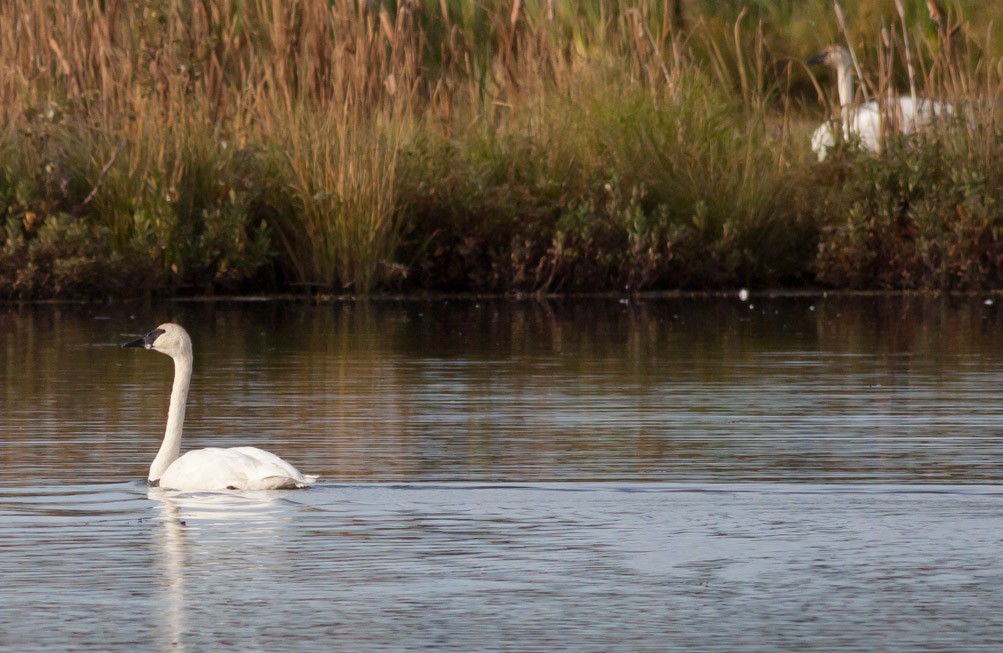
[158,446,317,491]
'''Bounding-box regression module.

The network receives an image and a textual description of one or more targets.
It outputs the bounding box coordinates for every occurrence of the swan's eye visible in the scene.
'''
[144,328,166,348]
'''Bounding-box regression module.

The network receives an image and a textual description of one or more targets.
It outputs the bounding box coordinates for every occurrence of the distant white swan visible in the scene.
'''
[808,44,952,160]
[123,323,317,491]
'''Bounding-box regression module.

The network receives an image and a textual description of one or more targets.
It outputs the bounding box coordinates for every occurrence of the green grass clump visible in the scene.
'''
[0,110,272,295]
[263,106,408,292]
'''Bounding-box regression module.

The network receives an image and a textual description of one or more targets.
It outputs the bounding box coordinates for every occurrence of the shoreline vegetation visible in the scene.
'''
[0,1,1001,299]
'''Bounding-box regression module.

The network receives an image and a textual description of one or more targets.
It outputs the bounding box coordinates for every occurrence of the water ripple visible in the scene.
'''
[5,299,1003,650]
[3,482,1003,652]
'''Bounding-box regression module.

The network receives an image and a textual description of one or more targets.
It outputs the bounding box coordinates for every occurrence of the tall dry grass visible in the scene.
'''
[0,0,1000,296]
[0,0,425,293]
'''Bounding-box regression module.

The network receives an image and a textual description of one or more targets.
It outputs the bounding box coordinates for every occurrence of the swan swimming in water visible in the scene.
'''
[808,44,952,160]
[123,323,317,491]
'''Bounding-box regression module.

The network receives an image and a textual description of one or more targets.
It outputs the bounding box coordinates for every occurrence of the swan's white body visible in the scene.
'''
[158,447,316,491]
[810,97,950,159]
[123,323,317,491]
[809,45,952,161]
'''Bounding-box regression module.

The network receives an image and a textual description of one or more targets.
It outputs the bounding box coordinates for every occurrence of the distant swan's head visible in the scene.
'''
[807,45,853,75]
[122,323,192,360]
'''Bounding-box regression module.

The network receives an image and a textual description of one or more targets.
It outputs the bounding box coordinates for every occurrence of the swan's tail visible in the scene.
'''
[260,474,319,489]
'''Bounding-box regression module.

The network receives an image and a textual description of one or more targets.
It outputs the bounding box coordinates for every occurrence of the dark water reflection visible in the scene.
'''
[3,296,1003,651]
[3,296,1003,484]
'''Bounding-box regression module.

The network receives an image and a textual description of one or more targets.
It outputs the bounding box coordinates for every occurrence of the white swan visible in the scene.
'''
[808,44,952,160]
[123,323,317,491]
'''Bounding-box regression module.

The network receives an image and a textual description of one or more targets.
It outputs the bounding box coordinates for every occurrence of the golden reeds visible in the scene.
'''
[0,1,1000,296]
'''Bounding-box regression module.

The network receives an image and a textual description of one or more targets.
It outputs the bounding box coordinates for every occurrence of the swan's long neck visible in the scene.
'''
[149,351,192,482]
[835,63,855,111]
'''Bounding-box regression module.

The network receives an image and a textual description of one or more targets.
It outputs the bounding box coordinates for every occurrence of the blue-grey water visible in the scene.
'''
[3,297,1003,651]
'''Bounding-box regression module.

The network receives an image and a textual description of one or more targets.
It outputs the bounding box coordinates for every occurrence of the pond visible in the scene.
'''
[2,296,1003,651]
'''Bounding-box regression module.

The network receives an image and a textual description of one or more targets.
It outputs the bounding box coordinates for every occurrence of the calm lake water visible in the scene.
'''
[3,296,1003,651]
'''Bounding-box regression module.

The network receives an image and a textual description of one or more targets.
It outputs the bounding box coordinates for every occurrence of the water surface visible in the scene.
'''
[2,297,1003,650]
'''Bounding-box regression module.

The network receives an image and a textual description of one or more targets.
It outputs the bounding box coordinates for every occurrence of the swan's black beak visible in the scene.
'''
[807,52,827,66]
[122,328,165,349]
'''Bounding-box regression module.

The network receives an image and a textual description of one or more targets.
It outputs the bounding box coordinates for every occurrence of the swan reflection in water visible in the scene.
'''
[149,489,188,652]
[147,488,302,652]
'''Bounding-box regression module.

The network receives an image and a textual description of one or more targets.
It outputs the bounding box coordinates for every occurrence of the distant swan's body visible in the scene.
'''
[808,45,952,160]
[123,323,317,491]
[809,97,949,159]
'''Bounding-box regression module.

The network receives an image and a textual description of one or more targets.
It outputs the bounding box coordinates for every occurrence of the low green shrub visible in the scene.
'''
[814,123,1003,289]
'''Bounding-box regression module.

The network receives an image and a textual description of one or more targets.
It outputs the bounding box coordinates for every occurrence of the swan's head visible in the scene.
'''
[122,323,192,360]
[808,45,853,74]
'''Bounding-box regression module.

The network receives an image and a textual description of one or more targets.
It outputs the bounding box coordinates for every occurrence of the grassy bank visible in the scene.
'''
[0,0,1000,298]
